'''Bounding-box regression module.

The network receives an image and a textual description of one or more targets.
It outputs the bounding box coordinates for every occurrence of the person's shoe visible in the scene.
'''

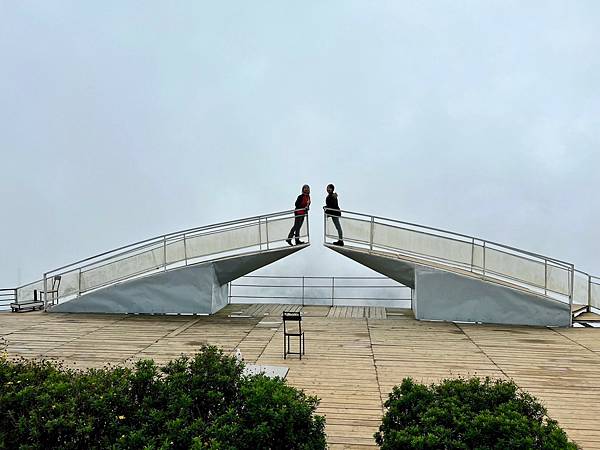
[286,239,293,246]
[333,240,344,246]
[295,240,305,245]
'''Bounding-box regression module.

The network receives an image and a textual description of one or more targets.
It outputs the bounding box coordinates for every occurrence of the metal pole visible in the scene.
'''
[78,269,82,297]
[265,217,269,250]
[331,277,335,307]
[369,216,375,252]
[43,273,48,310]
[569,264,575,327]
[306,211,310,243]
[163,236,167,271]
[470,238,475,273]
[258,218,262,250]
[544,260,548,296]
[482,242,486,279]
[589,274,592,312]
[302,276,305,307]
[183,234,188,266]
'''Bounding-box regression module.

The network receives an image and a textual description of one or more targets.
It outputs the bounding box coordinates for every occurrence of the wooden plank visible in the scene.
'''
[2,305,600,449]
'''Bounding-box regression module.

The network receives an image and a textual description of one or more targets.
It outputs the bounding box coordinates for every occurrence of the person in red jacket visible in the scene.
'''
[287,184,311,245]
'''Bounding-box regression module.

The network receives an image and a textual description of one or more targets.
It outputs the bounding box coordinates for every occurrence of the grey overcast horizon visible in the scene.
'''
[1,1,599,288]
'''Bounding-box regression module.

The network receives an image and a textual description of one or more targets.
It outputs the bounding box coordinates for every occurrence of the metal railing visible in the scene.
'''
[39,209,309,309]
[323,210,600,318]
[229,275,411,307]
[0,288,16,311]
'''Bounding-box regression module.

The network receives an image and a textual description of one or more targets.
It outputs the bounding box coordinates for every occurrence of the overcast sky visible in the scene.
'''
[1,1,599,288]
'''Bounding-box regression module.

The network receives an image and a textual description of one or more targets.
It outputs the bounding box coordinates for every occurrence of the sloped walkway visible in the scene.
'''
[1,306,599,449]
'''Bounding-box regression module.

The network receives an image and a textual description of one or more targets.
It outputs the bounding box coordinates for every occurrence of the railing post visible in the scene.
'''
[43,273,48,310]
[78,268,82,297]
[183,234,188,266]
[482,242,486,279]
[258,217,262,250]
[544,260,548,296]
[470,238,475,273]
[589,274,593,312]
[265,217,269,250]
[569,264,575,327]
[306,211,310,243]
[163,236,167,271]
[331,277,335,307]
[369,216,375,252]
[301,276,305,307]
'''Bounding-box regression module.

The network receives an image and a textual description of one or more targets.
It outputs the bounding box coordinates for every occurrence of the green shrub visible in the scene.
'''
[375,377,578,450]
[0,345,326,449]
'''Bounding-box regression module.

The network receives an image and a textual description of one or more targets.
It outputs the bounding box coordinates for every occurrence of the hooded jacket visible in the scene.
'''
[324,193,341,217]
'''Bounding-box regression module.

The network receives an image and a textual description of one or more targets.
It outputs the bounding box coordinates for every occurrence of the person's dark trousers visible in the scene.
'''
[288,215,305,242]
[331,216,343,240]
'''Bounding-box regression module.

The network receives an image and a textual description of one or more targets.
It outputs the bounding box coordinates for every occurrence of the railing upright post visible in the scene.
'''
[265,217,269,250]
[78,268,82,297]
[544,260,548,296]
[163,236,167,271]
[258,217,262,250]
[302,276,305,307]
[331,277,335,307]
[569,264,575,327]
[183,234,188,266]
[470,238,475,273]
[43,273,48,310]
[589,274,593,312]
[369,216,375,252]
[482,242,486,279]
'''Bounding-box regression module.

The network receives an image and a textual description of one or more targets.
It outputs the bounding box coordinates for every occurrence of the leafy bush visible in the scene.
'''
[0,345,326,449]
[375,377,578,450]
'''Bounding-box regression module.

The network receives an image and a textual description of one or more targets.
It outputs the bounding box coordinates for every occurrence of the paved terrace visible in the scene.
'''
[1,305,599,449]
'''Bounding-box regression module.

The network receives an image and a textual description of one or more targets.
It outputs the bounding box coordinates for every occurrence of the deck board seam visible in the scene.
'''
[366,318,385,415]
[550,328,600,358]
[454,323,510,381]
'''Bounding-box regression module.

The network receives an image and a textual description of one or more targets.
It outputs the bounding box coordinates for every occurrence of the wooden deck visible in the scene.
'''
[1,305,600,449]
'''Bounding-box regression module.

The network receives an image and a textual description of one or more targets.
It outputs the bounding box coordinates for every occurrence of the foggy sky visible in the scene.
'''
[1,1,599,287]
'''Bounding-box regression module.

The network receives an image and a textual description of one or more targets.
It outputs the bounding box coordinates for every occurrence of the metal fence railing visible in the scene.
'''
[229,275,411,307]
[0,288,17,311]
[324,210,600,319]
[33,209,309,309]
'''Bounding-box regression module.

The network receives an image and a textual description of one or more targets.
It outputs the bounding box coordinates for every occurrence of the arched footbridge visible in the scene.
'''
[324,210,599,327]
[3,208,598,327]
[7,209,309,315]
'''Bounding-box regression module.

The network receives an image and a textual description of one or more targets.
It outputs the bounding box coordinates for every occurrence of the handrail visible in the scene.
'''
[336,209,573,267]
[40,209,309,308]
[0,288,17,309]
[46,209,304,275]
[229,275,410,307]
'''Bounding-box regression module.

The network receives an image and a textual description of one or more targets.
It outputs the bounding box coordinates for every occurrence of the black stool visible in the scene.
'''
[283,311,305,359]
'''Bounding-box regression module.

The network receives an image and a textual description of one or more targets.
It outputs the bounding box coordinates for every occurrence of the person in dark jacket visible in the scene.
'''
[324,184,343,246]
[287,184,311,245]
